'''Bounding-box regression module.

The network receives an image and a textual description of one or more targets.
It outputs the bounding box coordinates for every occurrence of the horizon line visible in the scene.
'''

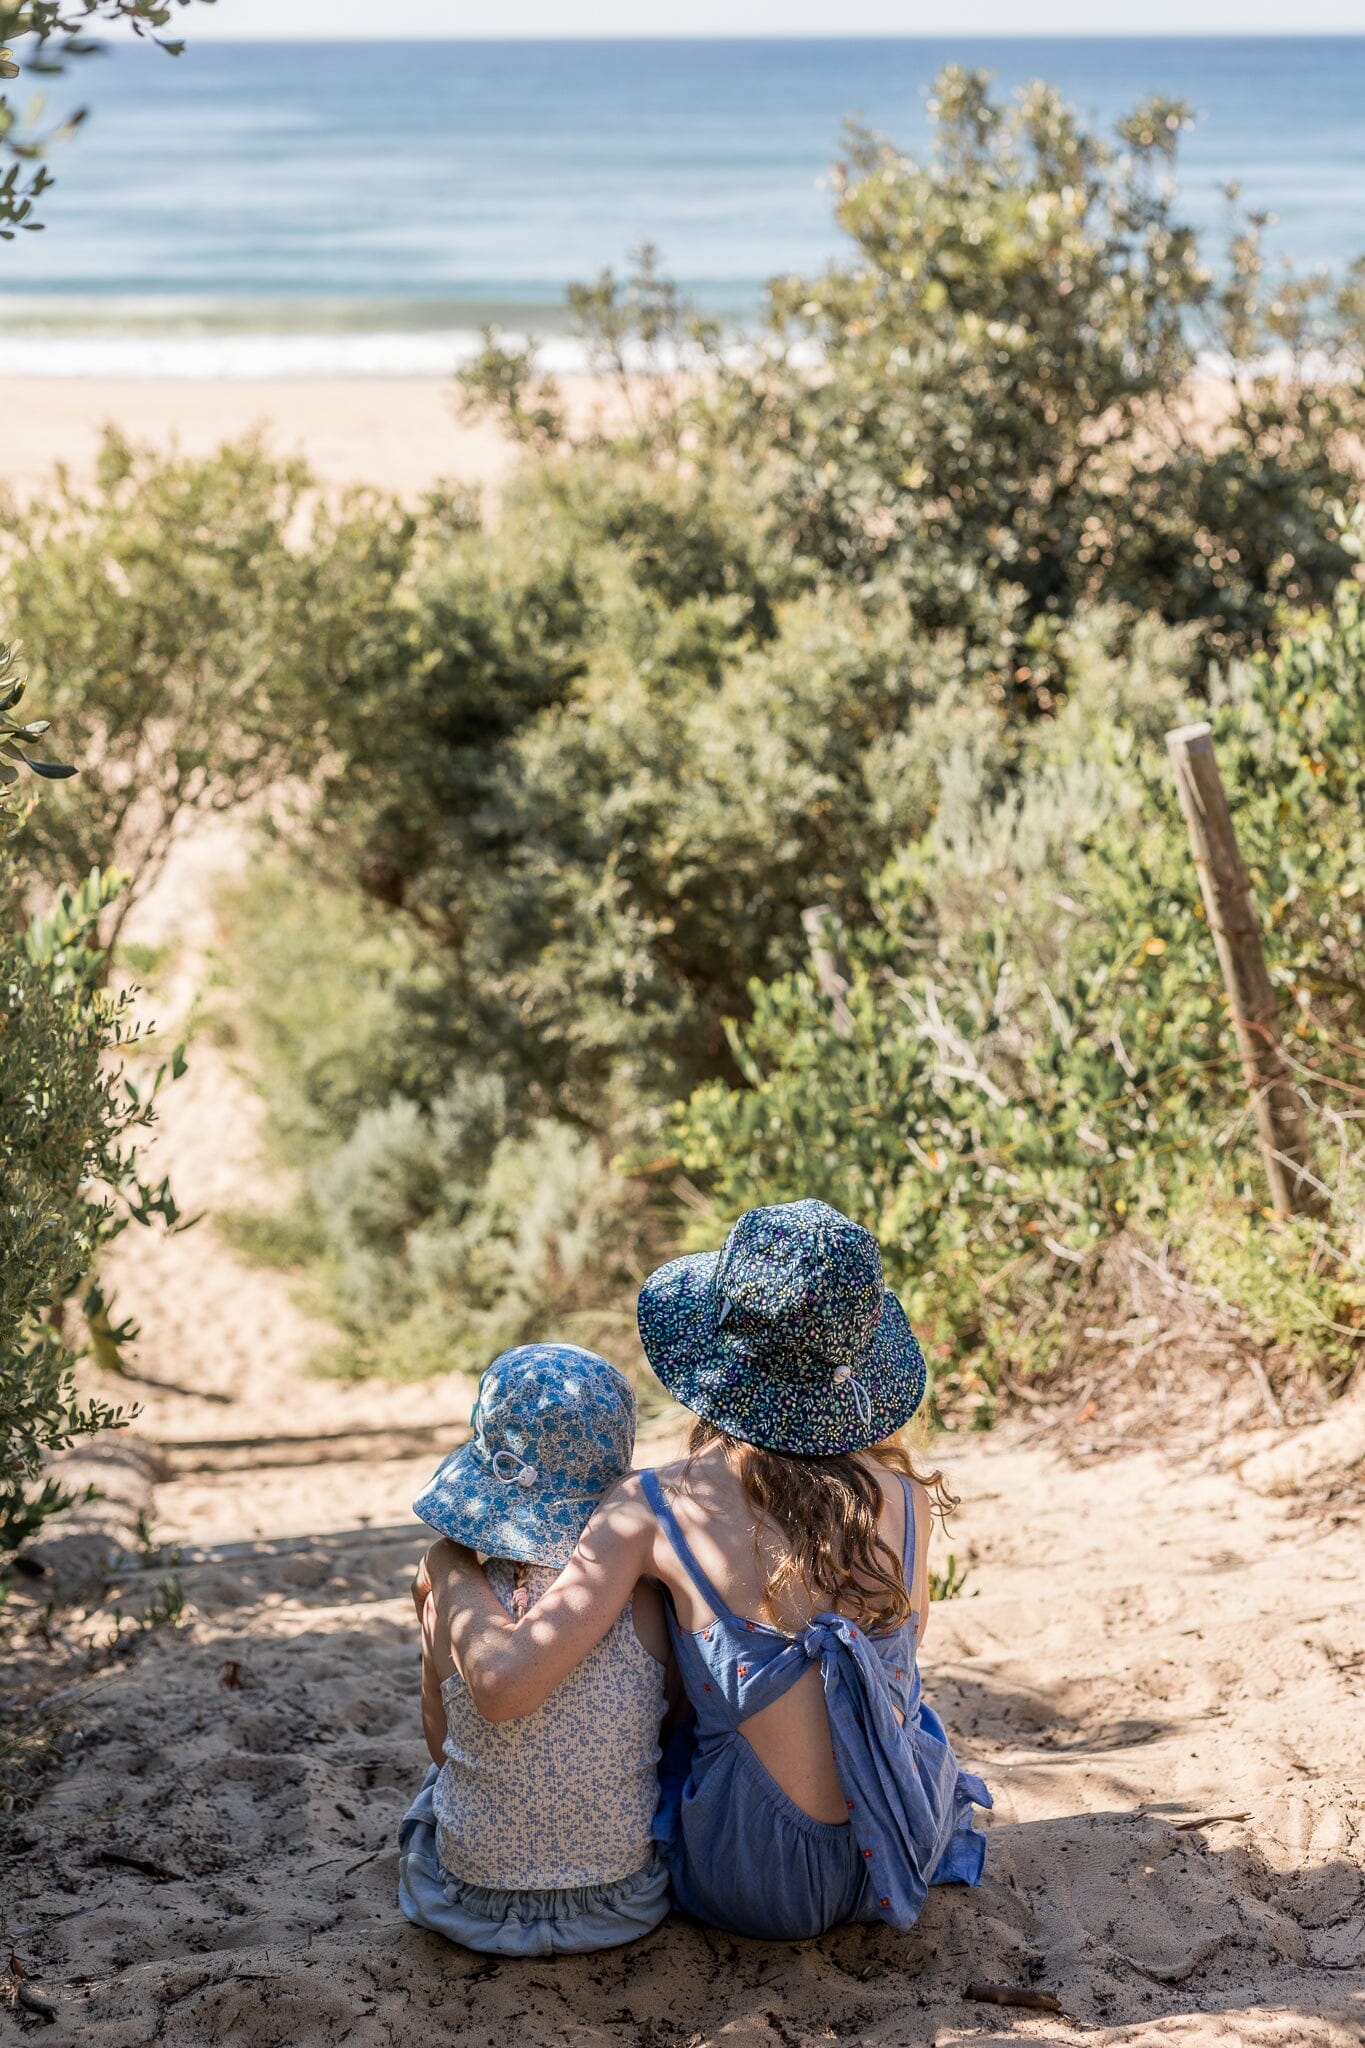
[160,28,1365,40]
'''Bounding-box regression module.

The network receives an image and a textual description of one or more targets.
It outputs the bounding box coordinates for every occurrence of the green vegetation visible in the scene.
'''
[929,1556,970,1604]
[1,4,212,1554]
[0,811,185,1552]
[670,595,1365,1416]
[6,433,411,944]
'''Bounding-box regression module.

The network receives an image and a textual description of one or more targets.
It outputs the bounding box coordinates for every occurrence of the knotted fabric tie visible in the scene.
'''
[798,1612,991,1932]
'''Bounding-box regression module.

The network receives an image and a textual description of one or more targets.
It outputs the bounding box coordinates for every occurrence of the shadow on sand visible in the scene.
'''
[3,1533,1360,2044]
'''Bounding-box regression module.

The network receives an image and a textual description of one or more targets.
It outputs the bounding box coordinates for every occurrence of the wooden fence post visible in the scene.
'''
[800,904,855,1040]
[1165,721,1323,1218]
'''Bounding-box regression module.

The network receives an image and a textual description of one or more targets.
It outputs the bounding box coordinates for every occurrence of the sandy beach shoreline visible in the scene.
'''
[0,373,632,499]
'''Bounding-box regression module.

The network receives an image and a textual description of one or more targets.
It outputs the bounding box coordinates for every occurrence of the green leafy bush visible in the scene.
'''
[1,840,184,1552]
[471,72,1365,696]
[669,591,1365,1413]
[0,6,210,1553]
[218,855,661,1383]
[2,432,413,945]
[312,1082,636,1380]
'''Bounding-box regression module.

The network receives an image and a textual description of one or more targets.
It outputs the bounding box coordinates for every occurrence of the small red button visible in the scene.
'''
[862,1848,873,1860]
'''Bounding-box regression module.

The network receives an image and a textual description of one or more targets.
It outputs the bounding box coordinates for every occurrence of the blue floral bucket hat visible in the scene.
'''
[638,1198,926,1457]
[413,1343,635,1568]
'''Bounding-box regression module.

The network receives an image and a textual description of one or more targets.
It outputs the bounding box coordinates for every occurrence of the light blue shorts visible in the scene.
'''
[397,1766,670,1958]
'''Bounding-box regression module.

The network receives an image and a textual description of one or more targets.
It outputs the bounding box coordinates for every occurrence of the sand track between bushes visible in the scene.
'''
[4,816,1363,2048]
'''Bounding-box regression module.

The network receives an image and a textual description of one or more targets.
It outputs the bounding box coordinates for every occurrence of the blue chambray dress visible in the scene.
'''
[399,1560,669,1957]
[643,1469,991,1940]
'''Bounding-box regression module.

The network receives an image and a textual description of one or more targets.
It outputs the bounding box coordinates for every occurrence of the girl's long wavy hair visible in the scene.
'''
[688,1418,957,1634]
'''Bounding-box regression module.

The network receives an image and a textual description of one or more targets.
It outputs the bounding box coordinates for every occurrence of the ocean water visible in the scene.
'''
[2,37,1363,377]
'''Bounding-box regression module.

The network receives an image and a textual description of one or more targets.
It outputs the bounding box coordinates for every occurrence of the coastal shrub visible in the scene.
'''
[668,591,1365,1412]
[219,854,660,1382]
[310,1084,643,1382]
[470,70,1365,698]
[0,7,208,1551]
[308,458,997,1124]
[226,68,1365,1394]
[2,432,413,945]
[0,813,183,1553]
[213,853,426,1165]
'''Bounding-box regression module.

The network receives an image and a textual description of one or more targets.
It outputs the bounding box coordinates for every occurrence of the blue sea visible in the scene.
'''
[3,37,1364,376]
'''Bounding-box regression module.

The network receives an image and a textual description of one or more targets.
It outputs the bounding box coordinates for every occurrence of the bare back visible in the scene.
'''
[644,1441,932,1824]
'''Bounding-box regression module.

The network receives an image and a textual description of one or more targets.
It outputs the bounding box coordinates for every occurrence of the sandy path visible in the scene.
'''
[5,1411,1362,2046]
[93,814,483,1546]
[4,826,1363,2045]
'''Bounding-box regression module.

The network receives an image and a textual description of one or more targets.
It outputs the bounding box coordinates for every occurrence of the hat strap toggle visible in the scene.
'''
[833,1364,873,1434]
[471,1406,538,1489]
[490,1448,539,1489]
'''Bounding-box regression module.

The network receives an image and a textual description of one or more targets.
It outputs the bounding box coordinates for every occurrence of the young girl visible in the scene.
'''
[400,1342,671,1956]
[429,1200,991,1942]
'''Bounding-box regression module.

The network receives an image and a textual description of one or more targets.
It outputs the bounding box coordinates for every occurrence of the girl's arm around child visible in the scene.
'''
[421,1477,662,1723]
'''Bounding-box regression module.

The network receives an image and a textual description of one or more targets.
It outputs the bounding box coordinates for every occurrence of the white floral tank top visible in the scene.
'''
[433,1560,666,1891]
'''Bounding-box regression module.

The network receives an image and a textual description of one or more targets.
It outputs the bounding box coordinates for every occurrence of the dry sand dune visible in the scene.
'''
[6,1397,1363,2046]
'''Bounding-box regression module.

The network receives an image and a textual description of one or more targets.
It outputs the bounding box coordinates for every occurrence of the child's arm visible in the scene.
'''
[412,1547,434,1622]
[426,1478,657,1724]
[419,1590,450,1766]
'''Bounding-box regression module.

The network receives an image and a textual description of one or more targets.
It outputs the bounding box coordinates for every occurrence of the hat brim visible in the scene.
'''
[413,1441,587,1568]
[637,1250,927,1457]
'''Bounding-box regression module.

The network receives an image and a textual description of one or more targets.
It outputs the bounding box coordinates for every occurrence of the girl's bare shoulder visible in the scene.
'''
[582,1469,660,1540]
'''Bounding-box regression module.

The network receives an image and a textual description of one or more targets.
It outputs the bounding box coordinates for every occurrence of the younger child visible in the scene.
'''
[400,1342,670,1956]
[428,1202,991,1942]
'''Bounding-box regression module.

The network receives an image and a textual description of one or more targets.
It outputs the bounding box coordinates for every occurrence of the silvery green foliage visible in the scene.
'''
[3,432,413,950]
[311,1078,629,1381]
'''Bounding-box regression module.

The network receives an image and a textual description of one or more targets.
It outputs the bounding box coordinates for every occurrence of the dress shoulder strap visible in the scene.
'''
[639,1467,733,1620]
[899,1474,918,1592]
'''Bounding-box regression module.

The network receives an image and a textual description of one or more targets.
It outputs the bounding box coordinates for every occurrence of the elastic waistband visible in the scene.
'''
[440,1855,667,1926]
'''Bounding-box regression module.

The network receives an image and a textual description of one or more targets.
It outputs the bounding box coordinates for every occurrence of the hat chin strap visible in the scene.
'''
[833,1364,873,1435]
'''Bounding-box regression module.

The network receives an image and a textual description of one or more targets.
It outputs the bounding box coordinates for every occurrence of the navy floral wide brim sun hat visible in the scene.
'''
[638,1198,926,1457]
[413,1343,635,1568]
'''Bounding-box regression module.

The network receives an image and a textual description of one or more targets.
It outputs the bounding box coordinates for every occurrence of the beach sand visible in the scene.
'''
[2,390,1363,2045]
[0,373,631,500]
